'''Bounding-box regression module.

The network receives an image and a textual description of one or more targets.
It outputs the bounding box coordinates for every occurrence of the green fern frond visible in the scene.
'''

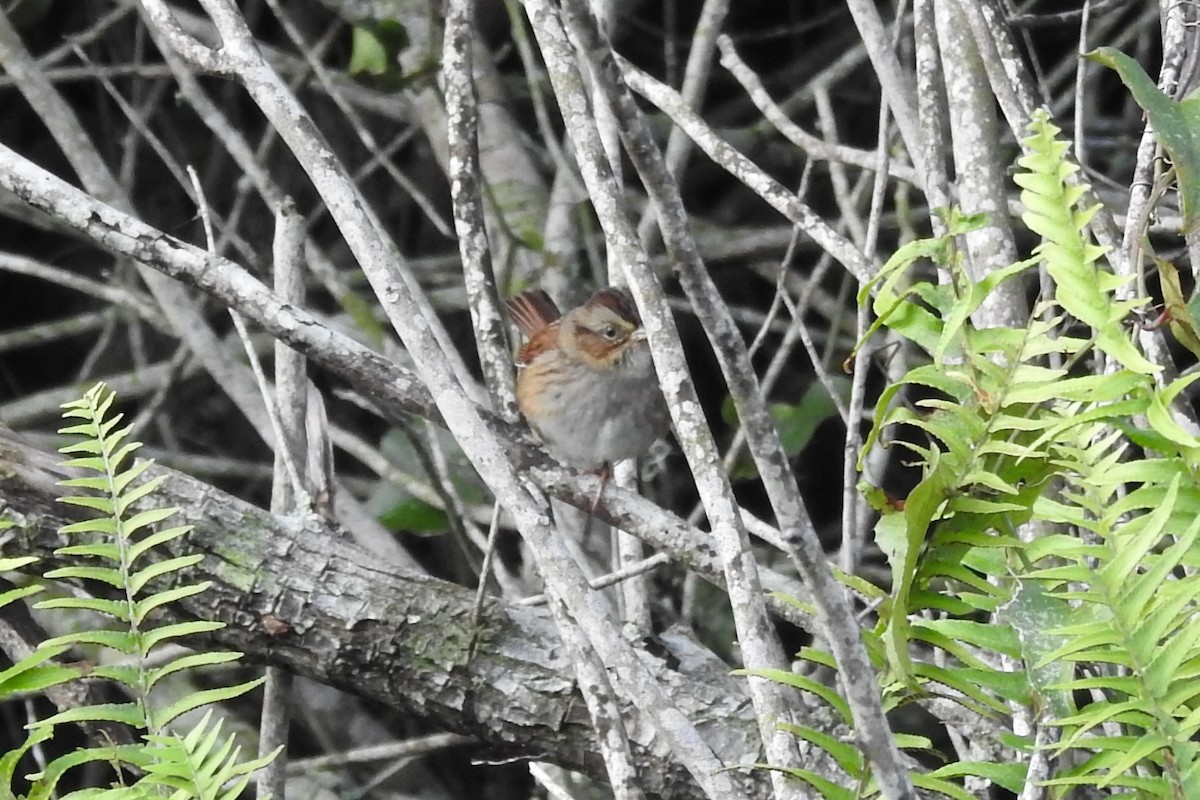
[1024,427,1200,793]
[44,383,257,733]
[0,382,276,798]
[1016,108,1157,375]
[830,109,1192,796]
[137,709,280,800]
[759,105,1200,796]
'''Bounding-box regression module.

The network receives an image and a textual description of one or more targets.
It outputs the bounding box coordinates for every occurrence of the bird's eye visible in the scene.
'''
[602,324,619,340]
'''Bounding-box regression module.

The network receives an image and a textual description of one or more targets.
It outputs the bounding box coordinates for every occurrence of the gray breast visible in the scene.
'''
[539,343,666,467]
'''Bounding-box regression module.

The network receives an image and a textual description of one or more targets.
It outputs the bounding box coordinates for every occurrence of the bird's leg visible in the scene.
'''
[578,462,611,542]
[589,462,611,515]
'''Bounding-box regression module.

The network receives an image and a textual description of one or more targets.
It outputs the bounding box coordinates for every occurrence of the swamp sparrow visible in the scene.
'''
[506,287,668,473]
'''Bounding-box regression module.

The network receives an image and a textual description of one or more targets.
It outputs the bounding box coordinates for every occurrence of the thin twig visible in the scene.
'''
[0,252,167,330]
[186,164,306,503]
[261,0,453,237]
[841,71,894,576]
[719,35,921,188]
[843,0,925,180]
[519,552,670,606]
[619,59,876,282]
[1074,0,1093,171]
[443,0,519,417]
[0,310,112,354]
[257,196,310,800]
[636,0,731,246]
[813,87,868,248]
[285,733,470,775]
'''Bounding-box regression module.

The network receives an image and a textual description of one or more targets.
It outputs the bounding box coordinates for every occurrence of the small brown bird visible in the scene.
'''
[506,287,668,472]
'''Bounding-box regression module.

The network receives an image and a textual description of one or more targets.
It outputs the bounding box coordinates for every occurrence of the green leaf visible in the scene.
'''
[913,619,1021,658]
[1146,612,1200,697]
[1004,371,1144,405]
[0,726,52,789]
[56,542,120,560]
[1119,517,1200,633]
[952,667,1032,707]
[910,773,978,800]
[1147,393,1200,447]
[860,236,950,354]
[1088,47,1200,232]
[42,564,125,588]
[127,524,192,563]
[116,475,168,516]
[928,760,1027,793]
[43,628,138,655]
[134,582,209,623]
[379,497,451,535]
[339,290,388,345]
[109,447,150,492]
[879,457,953,685]
[31,701,147,730]
[736,668,853,722]
[936,257,1038,361]
[144,650,243,690]
[1,664,85,696]
[86,663,141,692]
[998,577,1077,719]
[1153,257,1200,359]
[0,555,39,572]
[915,662,1012,715]
[129,554,204,594]
[151,678,266,729]
[770,382,845,456]
[775,722,864,778]
[26,744,152,800]
[723,381,846,479]
[762,767,855,800]
[121,506,176,538]
[0,643,72,689]
[58,516,116,535]
[35,596,131,622]
[141,620,225,652]
[56,494,114,514]
[348,19,410,89]
[0,581,44,611]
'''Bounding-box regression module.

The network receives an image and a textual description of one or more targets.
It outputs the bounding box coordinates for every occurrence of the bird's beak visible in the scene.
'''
[630,328,648,342]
